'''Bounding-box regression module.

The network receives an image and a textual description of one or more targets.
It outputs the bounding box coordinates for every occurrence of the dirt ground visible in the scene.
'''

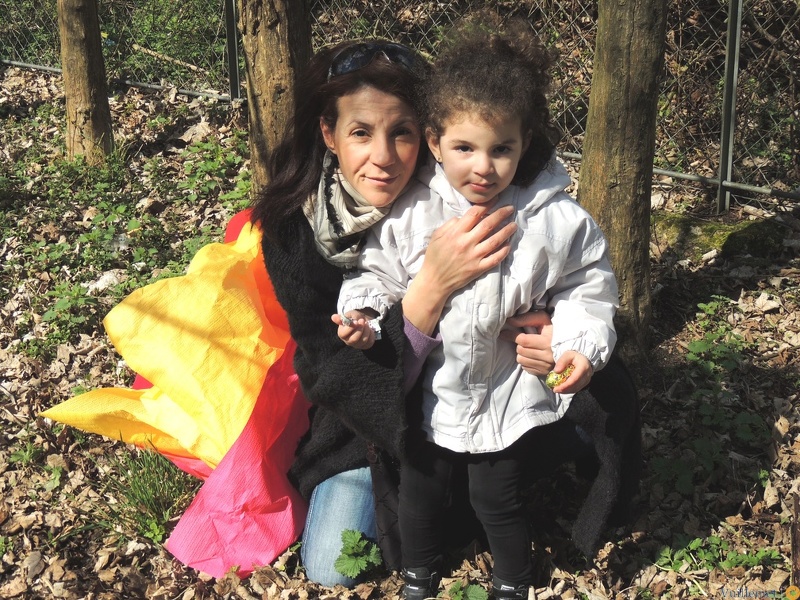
[1,67,800,599]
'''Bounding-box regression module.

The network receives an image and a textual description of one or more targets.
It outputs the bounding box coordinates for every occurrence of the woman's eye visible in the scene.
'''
[351,129,369,137]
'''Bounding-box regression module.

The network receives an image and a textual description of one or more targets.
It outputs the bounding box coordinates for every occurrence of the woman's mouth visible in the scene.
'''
[368,175,398,186]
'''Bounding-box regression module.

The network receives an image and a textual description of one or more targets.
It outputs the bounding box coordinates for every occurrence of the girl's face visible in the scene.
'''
[427,113,530,208]
[321,86,421,208]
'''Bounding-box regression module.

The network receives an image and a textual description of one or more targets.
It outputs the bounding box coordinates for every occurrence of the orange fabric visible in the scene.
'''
[41,216,310,576]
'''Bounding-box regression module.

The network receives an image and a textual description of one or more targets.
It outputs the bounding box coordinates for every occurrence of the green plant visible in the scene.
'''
[146,115,171,131]
[71,385,91,396]
[686,330,745,374]
[43,465,63,492]
[694,296,732,330]
[177,137,249,204]
[650,455,695,495]
[758,469,770,488]
[347,16,376,39]
[219,169,252,210]
[41,282,100,341]
[3,0,61,66]
[444,581,489,600]
[634,588,656,600]
[93,444,201,544]
[691,436,724,472]
[0,535,14,559]
[9,440,45,466]
[334,529,382,579]
[698,402,770,447]
[104,0,228,89]
[656,535,784,573]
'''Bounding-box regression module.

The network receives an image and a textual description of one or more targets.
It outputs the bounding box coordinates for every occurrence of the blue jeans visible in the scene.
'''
[301,466,377,587]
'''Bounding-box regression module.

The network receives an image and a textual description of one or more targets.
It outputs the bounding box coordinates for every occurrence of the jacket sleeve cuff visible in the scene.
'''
[340,294,390,318]
[552,333,608,371]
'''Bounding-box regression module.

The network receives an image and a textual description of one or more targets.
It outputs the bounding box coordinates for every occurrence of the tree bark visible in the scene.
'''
[577,0,667,360]
[239,0,312,197]
[57,0,113,164]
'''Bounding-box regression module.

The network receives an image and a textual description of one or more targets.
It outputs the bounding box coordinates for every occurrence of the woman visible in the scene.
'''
[249,40,556,586]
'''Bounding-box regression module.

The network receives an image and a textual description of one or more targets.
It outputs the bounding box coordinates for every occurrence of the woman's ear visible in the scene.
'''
[320,117,336,153]
[425,128,441,162]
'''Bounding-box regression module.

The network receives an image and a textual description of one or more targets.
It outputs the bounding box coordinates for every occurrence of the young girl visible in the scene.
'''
[336,18,619,599]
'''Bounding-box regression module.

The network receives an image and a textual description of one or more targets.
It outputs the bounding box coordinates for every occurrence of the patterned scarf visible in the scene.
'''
[303,151,391,269]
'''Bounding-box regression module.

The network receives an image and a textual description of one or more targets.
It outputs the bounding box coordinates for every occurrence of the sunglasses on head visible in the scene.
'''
[327,42,416,81]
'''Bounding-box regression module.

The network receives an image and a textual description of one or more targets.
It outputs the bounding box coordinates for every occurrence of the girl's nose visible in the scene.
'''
[474,154,494,176]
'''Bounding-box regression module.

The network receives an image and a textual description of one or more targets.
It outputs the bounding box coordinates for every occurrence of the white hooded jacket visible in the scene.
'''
[339,156,619,453]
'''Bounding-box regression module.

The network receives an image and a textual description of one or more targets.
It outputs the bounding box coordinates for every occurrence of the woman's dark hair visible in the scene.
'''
[252,40,430,241]
[425,14,562,186]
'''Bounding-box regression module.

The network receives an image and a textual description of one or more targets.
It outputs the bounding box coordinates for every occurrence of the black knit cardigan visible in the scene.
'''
[262,210,412,500]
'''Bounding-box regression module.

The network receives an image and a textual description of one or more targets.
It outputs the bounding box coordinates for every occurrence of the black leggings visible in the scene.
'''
[398,435,535,584]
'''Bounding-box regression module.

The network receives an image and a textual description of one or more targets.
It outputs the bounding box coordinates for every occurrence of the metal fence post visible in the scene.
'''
[717,0,743,213]
[224,0,241,100]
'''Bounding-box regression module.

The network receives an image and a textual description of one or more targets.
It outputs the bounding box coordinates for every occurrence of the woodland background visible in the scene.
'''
[1,0,800,598]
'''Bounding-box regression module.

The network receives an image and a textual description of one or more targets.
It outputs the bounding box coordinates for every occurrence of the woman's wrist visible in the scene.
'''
[401,273,448,335]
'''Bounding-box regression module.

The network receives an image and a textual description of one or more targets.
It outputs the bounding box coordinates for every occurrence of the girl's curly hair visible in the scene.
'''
[426,12,562,186]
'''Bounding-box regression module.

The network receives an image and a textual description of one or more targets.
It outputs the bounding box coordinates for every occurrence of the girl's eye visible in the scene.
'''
[455,145,471,153]
[495,146,511,155]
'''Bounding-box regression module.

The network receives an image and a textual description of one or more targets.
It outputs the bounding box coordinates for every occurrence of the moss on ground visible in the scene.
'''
[651,211,786,264]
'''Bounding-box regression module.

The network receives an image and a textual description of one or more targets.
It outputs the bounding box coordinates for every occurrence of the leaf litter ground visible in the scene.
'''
[1,67,800,599]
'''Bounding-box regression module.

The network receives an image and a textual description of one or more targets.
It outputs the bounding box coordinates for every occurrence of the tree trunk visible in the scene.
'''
[239,0,312,197]
[577,0,667,361]
[57,0,113,164]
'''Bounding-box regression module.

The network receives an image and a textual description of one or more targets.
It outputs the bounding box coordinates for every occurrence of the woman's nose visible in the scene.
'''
[371,136,395,167]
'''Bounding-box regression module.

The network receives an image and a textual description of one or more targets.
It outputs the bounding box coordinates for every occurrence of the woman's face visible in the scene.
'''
[321,86,421,208]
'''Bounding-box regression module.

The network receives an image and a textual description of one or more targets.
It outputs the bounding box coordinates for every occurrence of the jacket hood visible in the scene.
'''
[415,153,573,214]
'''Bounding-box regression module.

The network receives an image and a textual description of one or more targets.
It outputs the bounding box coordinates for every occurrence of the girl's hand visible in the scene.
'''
[551,351,592,394]
[499,311,555,375]
[332,312,376,349]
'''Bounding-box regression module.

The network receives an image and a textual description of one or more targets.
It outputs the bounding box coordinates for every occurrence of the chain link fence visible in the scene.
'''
[311,0,598,163]
[1,0,797,205]
[656,0,799,207]
[0,0,233,96]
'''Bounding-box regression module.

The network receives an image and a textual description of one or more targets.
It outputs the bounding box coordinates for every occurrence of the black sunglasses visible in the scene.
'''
[327,42,416,81]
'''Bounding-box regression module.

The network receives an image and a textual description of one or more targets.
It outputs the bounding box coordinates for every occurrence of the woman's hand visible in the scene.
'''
[403,205,517,335]
[422,204,517,296]
[500,311,555,375]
